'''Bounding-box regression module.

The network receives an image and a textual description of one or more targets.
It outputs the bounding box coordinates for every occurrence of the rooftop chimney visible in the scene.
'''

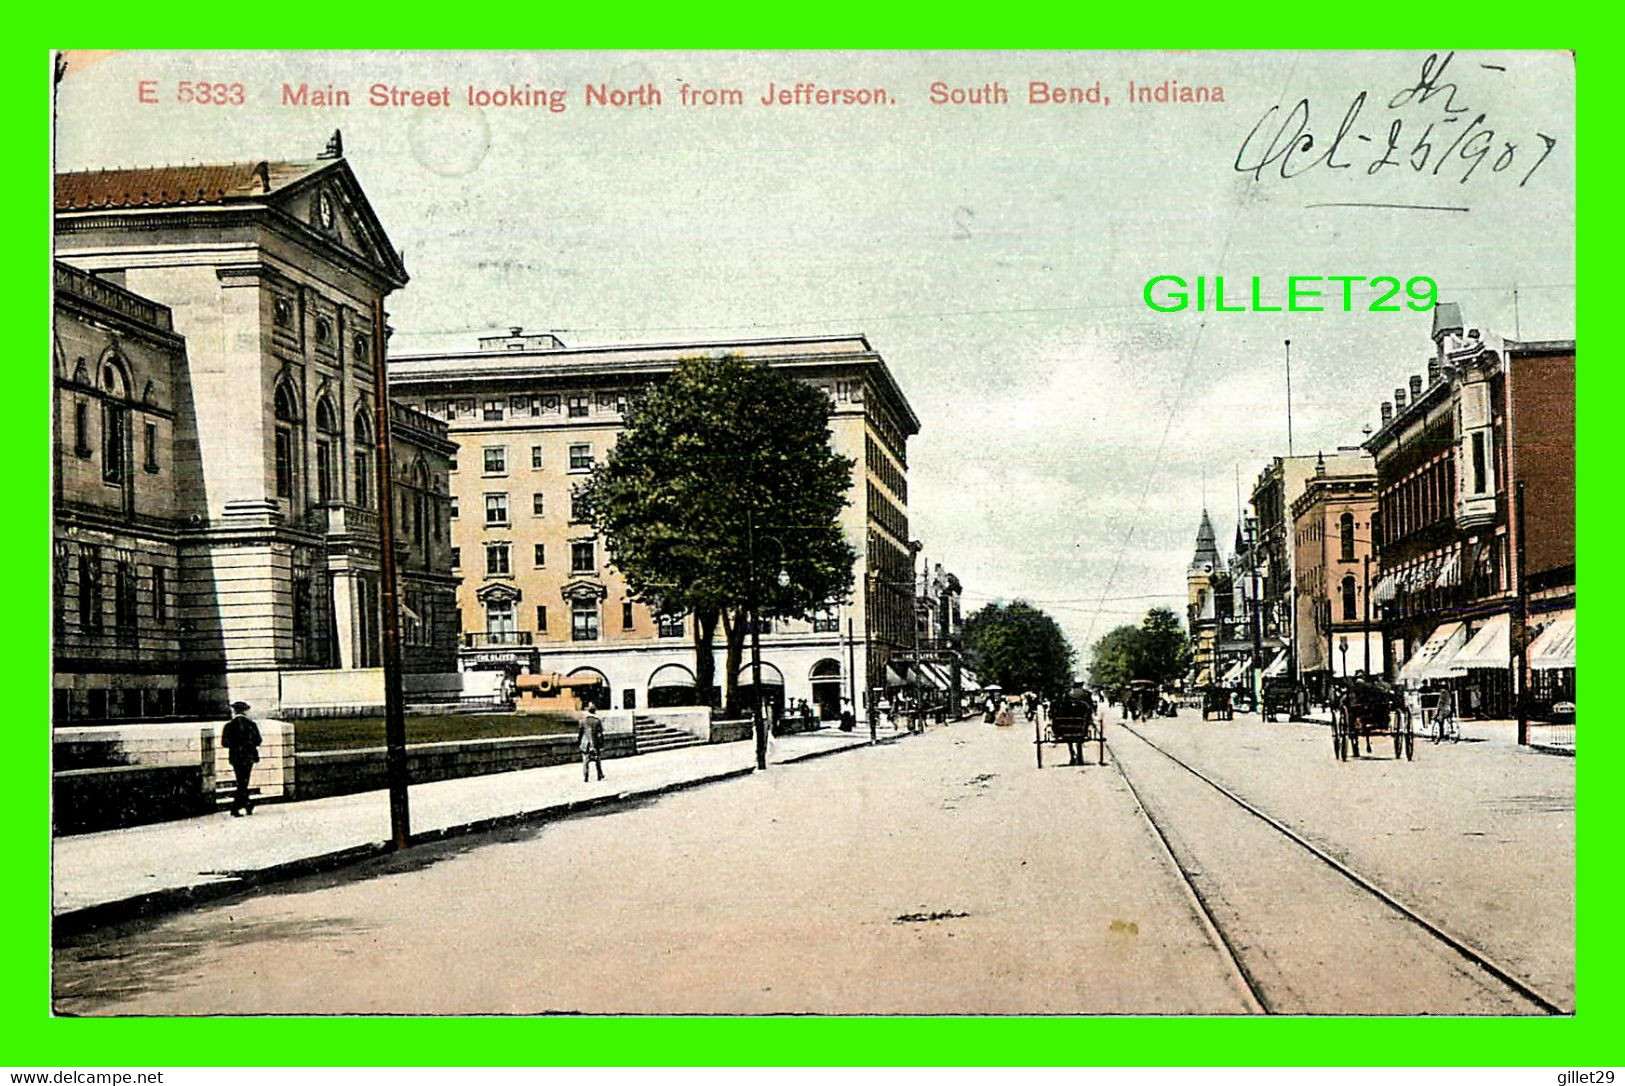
[1394,387,1407,409]
[1410,374,1423,398]
[1381,401,1393,424]
[1432,301,1465,345]
[1428,356,1441,385]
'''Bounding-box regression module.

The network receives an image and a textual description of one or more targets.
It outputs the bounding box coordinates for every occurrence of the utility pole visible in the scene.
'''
[1284,338,1294,457]
[1362,553,1372,675]
[747,511,766,771]
[371,300,410,850]
[1248,516,1264,709]
[848,616,867,744]
[1515,481,1530,746]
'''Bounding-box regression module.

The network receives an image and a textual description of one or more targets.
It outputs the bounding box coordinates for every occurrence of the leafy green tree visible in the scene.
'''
[1087,607,1193,695]
[576,355,857,744]
[1087,624,1143,694]
[962,600,1076,698]
[1135,606,1193,687]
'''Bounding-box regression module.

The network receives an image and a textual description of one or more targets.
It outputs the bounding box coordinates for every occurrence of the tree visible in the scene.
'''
[962,600,1076,698]
[1135,606,1193,687]
[576,355,857,755]
[1087,607,1193,694]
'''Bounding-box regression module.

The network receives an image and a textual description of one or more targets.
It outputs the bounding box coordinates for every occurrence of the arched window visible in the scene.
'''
[411,459,431,550]
[314,395,340,504]
[1341,574,1357,621]
[352,409,374,509]
[273,380,302,501]
[100,357,130,486]
[1339,512,1355,562]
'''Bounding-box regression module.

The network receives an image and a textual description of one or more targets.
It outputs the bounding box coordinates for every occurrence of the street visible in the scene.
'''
[53,711,1573,1016]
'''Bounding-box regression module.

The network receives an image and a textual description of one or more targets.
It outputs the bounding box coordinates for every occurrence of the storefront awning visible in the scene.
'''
[1373,572,1399,605]
[1263,650,1288,678]
[1450,612,1510,672]
[960,669,981,691]
[1529,610,1576,671]
[1219,658,1249,685]
[1434,550,1462,589]
[917,662,950,691]
[1397,621,1467,684]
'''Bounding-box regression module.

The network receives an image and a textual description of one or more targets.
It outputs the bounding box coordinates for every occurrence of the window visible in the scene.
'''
[353,411,373,507]
[113,559,137,627]
[569,491,584,522]
[533,543,546,567]
[486,598,515,637]
[622,599,635,630]
[316,441,333,502]
[658,613,684,639]
[1341,575,1357,621]
[483,446,507,474]
[531,399,545,418]
[102,402,127,485]
[74,401,91,457]
[273,296,295,329]
[449,496,458,519]
[509,395,531,416]
[535,604,548,632]
[153,565,168,624]
[532,492,545,517]
[570,540,595,574]
[568,396,589,418]
[485,492,509,525]
[486,542,511,576]
[1339,513,1355,562]
[353,332,370,362]
[143,423,159,472]
[483,399,504,421]
[78,545,101,629]
[450,547,461,568]
[314,315,333,346]
[531,445,544,469]
[274,381,300,500]
[1471,431,1487,494]
[568,444,592,471]
[572,598,599,641]
[812,606,839,633]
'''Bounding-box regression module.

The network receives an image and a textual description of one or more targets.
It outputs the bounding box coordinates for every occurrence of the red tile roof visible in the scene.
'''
[55,160,333,211]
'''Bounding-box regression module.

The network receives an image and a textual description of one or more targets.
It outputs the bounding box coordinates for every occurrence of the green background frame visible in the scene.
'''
[9,15,1605,1066]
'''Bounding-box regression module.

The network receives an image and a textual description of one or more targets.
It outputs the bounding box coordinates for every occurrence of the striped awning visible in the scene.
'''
[1397,621,1468,684]
[1434,550,1462,589]
[1529,611,1576,670]
[1449,612,1510,672]
[1263,650,1288,677]
[1219,658,1249,685]
[1373,572,1399,605]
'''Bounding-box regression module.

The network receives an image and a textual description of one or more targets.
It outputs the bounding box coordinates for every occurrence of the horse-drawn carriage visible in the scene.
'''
[1123,679,1159,722]
[1261,676,1301,722]
[1332,677,1414,761]
[1036,690,1105,767]
[1200,684,1233,721]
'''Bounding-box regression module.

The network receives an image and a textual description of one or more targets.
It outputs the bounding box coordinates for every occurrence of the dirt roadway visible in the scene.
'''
[55,721,1252,1015]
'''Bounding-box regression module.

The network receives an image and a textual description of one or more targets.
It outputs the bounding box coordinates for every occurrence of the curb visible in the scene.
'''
[53,740,886,941]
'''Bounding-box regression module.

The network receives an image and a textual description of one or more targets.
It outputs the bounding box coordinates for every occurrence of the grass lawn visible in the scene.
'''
[294,712,579,753]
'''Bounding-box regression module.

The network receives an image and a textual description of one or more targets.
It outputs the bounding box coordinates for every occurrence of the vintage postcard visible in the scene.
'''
[49,49,1575,1018]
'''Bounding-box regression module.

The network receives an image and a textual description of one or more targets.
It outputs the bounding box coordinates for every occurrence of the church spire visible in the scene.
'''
[1189,509,1221,573]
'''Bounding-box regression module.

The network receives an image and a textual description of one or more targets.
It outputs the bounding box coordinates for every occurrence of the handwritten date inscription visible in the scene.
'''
[1234,52,1558,192]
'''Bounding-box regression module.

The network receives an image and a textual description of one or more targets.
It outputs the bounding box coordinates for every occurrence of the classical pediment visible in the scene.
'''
[268,160,409,288]
[561,579,608,602]
[475,581,522,604]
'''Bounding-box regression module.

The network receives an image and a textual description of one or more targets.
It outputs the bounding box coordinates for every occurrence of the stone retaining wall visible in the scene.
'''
[292,731,638,801]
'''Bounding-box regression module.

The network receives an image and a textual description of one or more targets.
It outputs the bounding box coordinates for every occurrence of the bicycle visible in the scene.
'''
[1431,706,1460,744]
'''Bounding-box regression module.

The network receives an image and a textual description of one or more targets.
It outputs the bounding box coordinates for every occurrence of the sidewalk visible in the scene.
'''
[53,726,885,932]
[1199,705,1573,754]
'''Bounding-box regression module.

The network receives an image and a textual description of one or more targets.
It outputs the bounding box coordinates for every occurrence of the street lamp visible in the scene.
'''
[1339,635,1349,679]
[745,512,788,771]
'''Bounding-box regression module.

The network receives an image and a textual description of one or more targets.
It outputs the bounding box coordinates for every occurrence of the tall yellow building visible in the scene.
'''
[389,330,920,717]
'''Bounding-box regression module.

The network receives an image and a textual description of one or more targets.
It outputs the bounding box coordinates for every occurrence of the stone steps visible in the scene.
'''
[633,718,706,754]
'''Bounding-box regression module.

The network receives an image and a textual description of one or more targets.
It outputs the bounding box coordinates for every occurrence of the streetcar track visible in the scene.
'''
[1113,721,1570,1016]
[1105,737,1270,1015]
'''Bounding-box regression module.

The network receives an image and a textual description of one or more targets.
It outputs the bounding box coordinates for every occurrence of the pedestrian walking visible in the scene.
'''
[578,708,605,782]
[221,701,262,816]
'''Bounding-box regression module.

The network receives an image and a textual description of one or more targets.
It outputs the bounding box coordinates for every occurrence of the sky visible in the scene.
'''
[54,50,1575,658]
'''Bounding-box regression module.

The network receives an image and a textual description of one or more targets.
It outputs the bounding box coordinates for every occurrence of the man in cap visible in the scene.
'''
[221,701,262,816]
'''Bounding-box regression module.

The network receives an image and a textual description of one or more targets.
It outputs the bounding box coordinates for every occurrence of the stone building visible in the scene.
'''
[1365,305,1575,720]
[1290,450,1385,700]
[1185,510,1230,686]
[53,152,457,719]
[388,329,920,718]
